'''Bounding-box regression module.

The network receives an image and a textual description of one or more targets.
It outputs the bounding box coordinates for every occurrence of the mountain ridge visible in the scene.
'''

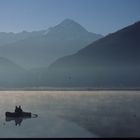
[41,21,140,88]
[0,57,28,88]
[50,21,140,68]
[0,19,103,69]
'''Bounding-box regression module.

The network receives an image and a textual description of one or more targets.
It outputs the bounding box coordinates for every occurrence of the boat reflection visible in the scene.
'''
[5,114,38,126]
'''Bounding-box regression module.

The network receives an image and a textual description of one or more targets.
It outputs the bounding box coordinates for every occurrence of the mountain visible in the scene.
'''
[0,57,28,88]
[0,30,46,46]
[41,21,140,88]
[0,19,103,69]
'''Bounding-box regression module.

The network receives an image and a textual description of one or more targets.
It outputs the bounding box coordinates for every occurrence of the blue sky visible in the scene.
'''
[0,0,139,35]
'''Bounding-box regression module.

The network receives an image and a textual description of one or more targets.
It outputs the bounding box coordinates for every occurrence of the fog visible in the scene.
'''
[0,91,140,137]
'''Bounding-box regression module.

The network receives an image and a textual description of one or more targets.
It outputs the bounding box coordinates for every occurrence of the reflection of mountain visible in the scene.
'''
[40,21,140,88]
[0,19,102,69]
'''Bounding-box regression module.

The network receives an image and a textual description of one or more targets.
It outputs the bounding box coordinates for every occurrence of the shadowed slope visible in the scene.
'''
[0,19,102,69]
[41,21,140,88]
[0,57,28,88]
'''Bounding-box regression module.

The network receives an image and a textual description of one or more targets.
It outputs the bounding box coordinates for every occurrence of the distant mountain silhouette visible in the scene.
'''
[0,31,45,46]
[40,21,140,88]
[0,57,28,88]
[0,19,102,69]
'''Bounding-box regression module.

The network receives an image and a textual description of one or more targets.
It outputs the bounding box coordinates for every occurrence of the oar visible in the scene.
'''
[31,114,38,118]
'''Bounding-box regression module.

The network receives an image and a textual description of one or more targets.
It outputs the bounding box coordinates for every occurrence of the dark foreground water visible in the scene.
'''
[0,90,140,138]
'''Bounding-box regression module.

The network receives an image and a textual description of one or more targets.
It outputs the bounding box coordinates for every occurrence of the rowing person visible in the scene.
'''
[15,105,23,114]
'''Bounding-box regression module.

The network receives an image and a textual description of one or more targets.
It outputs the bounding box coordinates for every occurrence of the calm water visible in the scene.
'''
[0,91,97,138]
[0,90,140,138]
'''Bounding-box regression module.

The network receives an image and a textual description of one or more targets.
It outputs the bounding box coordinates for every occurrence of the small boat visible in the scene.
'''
[5,111,32,118]
[5,112,38,126]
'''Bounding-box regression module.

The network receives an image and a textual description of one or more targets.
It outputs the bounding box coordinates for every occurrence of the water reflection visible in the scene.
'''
[0,91,98,137]
[5,114,38,126]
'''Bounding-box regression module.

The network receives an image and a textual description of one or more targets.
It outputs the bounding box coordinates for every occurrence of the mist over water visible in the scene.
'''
[0,0,139,138]
[0,91,96,138]
[0,90,140,138]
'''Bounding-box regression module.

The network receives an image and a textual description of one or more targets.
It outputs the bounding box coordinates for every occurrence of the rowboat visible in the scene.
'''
[5,112,32,118]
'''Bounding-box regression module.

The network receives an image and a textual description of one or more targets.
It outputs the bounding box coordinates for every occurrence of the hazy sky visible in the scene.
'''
[0,0,140,35]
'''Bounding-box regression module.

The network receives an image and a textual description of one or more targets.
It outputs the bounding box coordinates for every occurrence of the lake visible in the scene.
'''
[0,90,140,138]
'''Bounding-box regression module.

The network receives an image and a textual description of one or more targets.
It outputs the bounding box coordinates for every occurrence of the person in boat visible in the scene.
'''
[15,106,19,113]
[18,105,23,113]
[15,105,23,114]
